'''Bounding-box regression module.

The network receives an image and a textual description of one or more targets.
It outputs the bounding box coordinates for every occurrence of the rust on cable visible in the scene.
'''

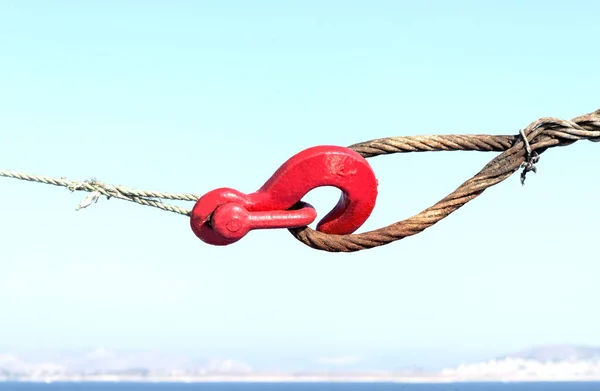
[289,109,600,252]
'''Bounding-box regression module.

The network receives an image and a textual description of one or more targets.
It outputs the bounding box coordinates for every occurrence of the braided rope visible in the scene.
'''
[289,109,600,252]
[2,109,598,252]
[0,171,197,216]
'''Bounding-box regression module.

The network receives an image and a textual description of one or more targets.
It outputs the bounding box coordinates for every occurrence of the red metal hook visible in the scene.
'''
[190,145,378,246]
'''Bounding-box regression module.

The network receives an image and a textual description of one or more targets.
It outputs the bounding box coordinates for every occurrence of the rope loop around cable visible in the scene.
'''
[288,109,600,252]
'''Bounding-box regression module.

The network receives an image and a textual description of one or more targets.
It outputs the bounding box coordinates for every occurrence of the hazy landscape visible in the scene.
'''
[1,345,600,383]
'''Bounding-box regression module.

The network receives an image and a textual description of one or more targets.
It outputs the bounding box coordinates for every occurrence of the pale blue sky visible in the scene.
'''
[1,0,599,369]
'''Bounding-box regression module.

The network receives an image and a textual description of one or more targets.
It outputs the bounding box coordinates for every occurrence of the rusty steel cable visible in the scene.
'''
[288,109,600,252]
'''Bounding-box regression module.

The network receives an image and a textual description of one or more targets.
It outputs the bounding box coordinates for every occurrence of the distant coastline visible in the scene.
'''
[3,344,600,384]
[4,373,600,384]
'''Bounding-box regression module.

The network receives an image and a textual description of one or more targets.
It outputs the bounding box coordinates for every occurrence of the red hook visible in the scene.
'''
[190,145,378,246]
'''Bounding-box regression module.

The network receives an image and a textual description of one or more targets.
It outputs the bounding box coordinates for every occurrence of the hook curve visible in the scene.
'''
[190,145,378,245]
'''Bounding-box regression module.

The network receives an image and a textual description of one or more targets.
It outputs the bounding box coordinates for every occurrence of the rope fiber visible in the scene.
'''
[0,171,199,216]
[2,109,599,252]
